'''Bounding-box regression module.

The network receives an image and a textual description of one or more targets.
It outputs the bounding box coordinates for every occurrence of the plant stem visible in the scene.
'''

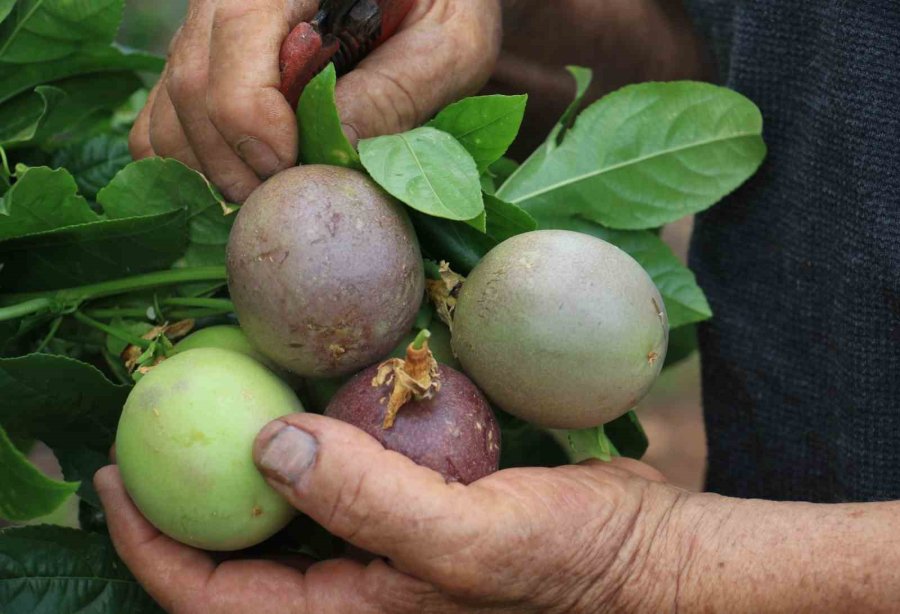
[73,312,151,349]
[0,267,227,318]
[0,298,53,322]
[34,317,63,353]
[162,297,234,311]
[85,306,233,320]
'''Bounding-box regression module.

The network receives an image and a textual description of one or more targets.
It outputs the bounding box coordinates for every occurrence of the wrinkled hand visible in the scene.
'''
[130,0,500,202]
[96,413,689,613]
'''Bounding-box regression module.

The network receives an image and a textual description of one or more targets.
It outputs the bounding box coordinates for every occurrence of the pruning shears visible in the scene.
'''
[279,0,415,108]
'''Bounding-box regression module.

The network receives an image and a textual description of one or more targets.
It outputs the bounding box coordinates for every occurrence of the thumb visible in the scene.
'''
[253,413,493,582]
[335,0,501,143]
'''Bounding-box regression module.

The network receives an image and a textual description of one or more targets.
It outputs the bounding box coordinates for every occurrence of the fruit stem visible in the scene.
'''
[411,329,431,350]
[373,330,441,429]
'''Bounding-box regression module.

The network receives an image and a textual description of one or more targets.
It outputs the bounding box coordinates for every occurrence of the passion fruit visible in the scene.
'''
[115,348,303,550]
[451,230,668,429]
[227,165,425,378]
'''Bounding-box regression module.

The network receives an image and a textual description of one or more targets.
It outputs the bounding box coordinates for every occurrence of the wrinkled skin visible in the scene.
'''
[326,364,500,484]
[115,348,303,550]
[452,230,668,429]
[227,165,425,378]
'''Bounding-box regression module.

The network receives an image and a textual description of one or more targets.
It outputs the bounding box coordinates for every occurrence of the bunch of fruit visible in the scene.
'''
[116,165,668,551]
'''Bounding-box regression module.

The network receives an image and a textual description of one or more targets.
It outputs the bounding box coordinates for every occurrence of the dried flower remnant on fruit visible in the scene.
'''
[122,319,196,373]
[426,261,465,331]
[372,330,441,429]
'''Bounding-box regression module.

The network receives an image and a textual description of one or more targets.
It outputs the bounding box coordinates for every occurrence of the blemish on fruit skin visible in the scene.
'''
[251,505,263,517]
[647,351,659,365]
[152,408,161,418]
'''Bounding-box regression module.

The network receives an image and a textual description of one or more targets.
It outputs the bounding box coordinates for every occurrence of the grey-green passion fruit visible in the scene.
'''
[116,348,303,551]
[226,165,425,378]
[451,230,668,429]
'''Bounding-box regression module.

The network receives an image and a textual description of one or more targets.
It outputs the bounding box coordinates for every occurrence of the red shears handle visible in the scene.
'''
[278,0,415,109]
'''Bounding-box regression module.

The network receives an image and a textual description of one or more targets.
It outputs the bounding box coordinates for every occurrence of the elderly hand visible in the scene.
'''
[129,0,500,202]
[95,412,688,613]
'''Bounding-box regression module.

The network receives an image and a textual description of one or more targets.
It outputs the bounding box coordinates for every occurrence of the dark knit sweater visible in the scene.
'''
[684,1,900,502]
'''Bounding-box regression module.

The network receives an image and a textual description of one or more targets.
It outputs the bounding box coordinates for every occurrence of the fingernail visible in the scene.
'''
[256,422,318,485]
[236,137,283,178]
[341,123,360,147]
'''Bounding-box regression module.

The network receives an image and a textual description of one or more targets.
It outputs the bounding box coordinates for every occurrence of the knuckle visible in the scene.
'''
[213,2,270,29]
[166,62,208,107]
[206,95,243,133]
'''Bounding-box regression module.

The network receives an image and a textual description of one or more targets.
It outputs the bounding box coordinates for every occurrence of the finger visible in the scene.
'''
[253,414,495,584]
[148,82,203,170]
[334,0,501,143]
[608,457,668,483]
[207,0,317,178]
[97,466,434,614]
[163,0,266,203]
[94,465,216,613]
[129,81,161,160]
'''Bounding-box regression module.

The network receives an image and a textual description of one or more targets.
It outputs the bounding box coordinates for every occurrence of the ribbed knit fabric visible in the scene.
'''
[684,1,900,502]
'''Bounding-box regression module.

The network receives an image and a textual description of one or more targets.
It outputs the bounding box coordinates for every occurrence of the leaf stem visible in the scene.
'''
[34,317,63,353]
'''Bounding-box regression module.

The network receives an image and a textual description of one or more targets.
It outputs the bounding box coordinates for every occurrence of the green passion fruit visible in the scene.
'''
[226,165,425,378]
[451,230,668,429]
[174,325,271,366]
[116,348,303,551]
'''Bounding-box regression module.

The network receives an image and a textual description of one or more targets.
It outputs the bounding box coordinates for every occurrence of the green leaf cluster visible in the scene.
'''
[0,0,161,153]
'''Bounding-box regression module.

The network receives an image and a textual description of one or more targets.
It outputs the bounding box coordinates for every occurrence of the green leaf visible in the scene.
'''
[359,126,484,222]
[97,157,238,267]
[427,95,527,172]
[483,194,536,243]
[0,525,162,613]
[486,156,519,190]
[497,411,569,469]
[0,165,96,240]
[664,323,698,369]
[0,424,78,522]
[0,0,124,64]
[604,411,649,460]
[410,211,494,274]
[0,84,64,146]
[497,81,767,230]
[497,67,591,198]
[0,45,162,106]
[295,63,361,168]
[0,0,15,24]
[0,208,188,291]
[545,217,712,328]
[30,71,143,148]
[411,196,536,274]
[0,354,131,506]
[51,133,131,200]
[556,66,593,140]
